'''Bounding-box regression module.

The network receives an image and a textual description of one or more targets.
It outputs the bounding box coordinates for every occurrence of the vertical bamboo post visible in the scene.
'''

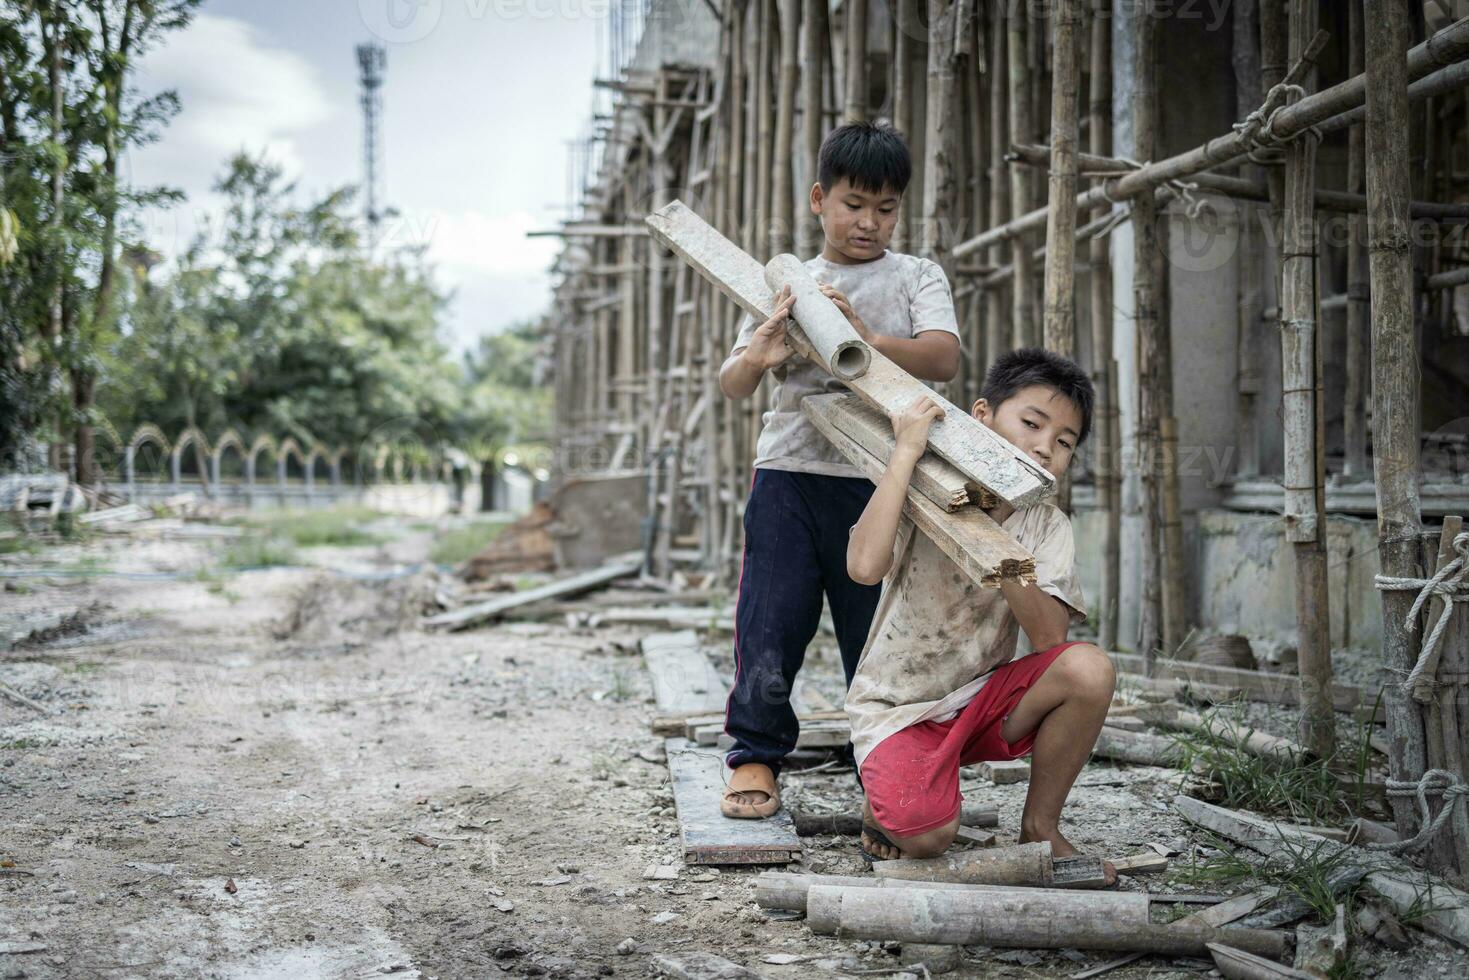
[893,0,914,253]
[1278,0,1334,759]
[986,6,1011,370]
[1007,3,1036,348]
[845,0,869,122]
[1133,0,1163,670]
[1232,0,1262,481]
[1089,0,1118,651]
[801,0,827,257]
[756,0,775,259]
[773,0,799,256]
[1420,518,1466,878]
[1043,0,1082,359]
[649,73,668,438]
[1365,0,1426,840]
[1343,0,1370,481]
[1156,211,1185,658]
[742,0,759,255]
[922,0,958,265]
[966,6,990,401]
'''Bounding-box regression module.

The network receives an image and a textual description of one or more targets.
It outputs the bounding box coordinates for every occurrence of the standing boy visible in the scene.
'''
[845,349,1117,882]
[717,122,961,818]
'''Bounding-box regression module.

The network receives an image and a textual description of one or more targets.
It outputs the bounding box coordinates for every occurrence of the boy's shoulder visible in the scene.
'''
[879,249,948,281]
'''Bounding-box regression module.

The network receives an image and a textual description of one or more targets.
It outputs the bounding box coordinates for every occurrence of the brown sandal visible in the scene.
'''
[720,763,780,819]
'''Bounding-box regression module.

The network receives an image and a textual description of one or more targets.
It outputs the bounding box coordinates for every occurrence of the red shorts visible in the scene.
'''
[860,641,1087,839]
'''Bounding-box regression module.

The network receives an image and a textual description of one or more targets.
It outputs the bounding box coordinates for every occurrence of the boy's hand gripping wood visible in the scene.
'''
[644,200,1055,509]
[803,393,1035,587]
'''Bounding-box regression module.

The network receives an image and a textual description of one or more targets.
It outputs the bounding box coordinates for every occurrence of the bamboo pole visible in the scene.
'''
[1042,0,1082,359]
[875,842,1055,885]
[772,0,799,257]
[845,0,869,122]
[1007,2,1036,347]
[648,73,668,436]
[986,5,1012,370]
[893,0,914,253]
[1089,0,1118,651]
[1133,1,1164,669]
[964,7,989,400]
[922,0,959,266]
[741,0,758,255]
[806,885,1291,957]
[1343,0,1369,481]
[1279,0,1335,760]
[755,0,775,259]
[1232,0,1262,482]
[800,0,826,257]
[756,872,1150,915]
[1365,0,1427,840]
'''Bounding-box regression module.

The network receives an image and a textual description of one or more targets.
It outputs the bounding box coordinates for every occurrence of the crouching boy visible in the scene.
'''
[844,348,1116,881]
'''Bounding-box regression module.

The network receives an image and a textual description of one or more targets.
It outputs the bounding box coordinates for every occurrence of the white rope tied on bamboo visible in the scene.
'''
[1365,769,1469,855]
[1232,81,1307,145]
[1374,530,1469,702]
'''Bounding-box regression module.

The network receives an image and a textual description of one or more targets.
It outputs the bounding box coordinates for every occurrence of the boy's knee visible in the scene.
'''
[1058,643,1115,701]
[894,819,959,859]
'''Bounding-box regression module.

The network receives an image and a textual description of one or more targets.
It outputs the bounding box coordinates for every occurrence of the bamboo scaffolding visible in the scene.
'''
[844,0,868,122]
[772,0,799,256]
[800,0,826,257]
[986,4,1012,370]
[950,16,1469,259]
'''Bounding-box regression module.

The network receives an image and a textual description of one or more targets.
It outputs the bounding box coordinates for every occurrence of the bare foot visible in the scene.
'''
[1019,826,1118,886]
[860,796,901,861]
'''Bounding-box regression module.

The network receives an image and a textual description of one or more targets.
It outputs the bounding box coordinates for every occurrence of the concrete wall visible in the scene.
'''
[1073,507,1386,656]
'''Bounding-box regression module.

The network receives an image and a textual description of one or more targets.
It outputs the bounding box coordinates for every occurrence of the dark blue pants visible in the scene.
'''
[724,468,882,776]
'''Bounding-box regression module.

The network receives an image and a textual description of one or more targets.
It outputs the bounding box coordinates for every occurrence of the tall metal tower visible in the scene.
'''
[356,43,386,242]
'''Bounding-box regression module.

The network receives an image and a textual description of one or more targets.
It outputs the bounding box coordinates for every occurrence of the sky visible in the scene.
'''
[128,0,607,353]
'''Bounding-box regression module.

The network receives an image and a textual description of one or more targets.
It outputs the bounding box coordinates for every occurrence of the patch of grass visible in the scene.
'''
[0,738,42,750]
[191,567,242,601]
[238,506,382,548]
[428,519,511,567]
[1178,832,1363,927]
[218,535,297,569]
[0,534,37,556]
[1171,706,1348,825]
[607,665,634,703]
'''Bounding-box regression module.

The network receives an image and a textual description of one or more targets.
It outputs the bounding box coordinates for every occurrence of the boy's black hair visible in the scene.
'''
[980,347,1095,445]
[817,122,912,196]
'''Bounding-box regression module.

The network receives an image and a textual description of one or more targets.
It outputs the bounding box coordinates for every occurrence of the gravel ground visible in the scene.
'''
[1,515,1465,979]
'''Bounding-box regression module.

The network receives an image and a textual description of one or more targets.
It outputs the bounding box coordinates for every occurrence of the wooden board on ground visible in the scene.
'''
[707,717,850,750]
[1109,652,1369,711]
[644,200,1053,508]
[423,555,642,631]
[641,631,727,716]
[665,737,801,865]
[803,401,1035,587]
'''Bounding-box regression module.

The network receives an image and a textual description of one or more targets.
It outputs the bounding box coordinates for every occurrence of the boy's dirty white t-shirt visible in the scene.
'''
[731,250,959,479]
[845,501,1087,769]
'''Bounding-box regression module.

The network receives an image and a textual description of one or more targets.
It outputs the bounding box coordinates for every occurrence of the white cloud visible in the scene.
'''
[383,208,557,277]
[126,14,333,250]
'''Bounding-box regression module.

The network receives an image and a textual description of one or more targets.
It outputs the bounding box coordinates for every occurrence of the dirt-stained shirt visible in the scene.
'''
[845,501,1088,769]
[731,250,959,479]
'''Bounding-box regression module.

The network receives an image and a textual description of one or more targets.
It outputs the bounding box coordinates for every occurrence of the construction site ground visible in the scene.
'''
[1,511,1464,979]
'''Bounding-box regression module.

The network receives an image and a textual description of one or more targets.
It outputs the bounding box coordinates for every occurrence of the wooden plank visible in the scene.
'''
[641,631,727,716]
[807,393,972,510]
[643,201,1054,508]
[422,556,641,630]
[802,399,1036,587]
[665,737,801,865]
[1108,652,1368,711]
[703,717,851,750]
